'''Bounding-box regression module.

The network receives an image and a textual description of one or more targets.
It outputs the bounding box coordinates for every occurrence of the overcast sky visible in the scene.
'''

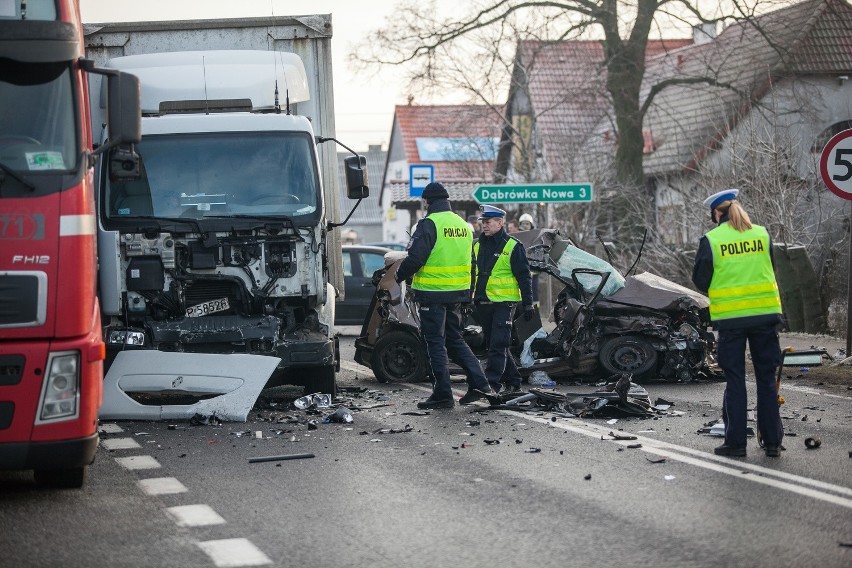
[79,0,433,151]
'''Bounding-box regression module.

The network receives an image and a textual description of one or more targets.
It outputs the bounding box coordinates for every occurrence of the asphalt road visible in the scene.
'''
[2,329,851,568]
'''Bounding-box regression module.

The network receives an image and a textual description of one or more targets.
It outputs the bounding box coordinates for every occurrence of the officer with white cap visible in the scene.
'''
[466,204,534,400]
[692,188,784,458]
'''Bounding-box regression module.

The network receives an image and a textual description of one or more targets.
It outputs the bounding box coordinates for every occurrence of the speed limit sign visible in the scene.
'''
[820,129,852,200]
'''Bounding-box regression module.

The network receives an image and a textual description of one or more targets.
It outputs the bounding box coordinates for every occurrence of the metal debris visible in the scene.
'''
[248,453,315,463]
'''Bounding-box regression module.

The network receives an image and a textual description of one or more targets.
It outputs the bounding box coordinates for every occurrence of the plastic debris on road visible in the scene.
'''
[529,370,557,387]
[294,392,333,410]
[323,407,354,424]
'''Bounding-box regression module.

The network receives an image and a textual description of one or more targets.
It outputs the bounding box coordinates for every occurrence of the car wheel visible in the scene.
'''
[598,335,658,379]
[34,466,86,489]
[372,330,427,383]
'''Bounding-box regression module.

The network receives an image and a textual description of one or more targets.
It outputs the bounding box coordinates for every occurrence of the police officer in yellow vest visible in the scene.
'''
[472,205,535,398]
[692,189,784,458]
[395,183,496,409]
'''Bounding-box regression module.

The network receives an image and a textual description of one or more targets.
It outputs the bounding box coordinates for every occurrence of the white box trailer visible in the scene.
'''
[83,16,367,403]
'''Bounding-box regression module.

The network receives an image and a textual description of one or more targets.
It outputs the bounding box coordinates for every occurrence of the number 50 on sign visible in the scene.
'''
[820,129,852,200]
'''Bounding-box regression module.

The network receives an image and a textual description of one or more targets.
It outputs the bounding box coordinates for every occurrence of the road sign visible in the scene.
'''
[473,183,593,204]
[820,129,852,200]
[409,164,434,197]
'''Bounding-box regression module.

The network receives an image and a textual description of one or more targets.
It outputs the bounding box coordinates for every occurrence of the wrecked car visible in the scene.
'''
[354,230,722,384]
[524,230,722,382]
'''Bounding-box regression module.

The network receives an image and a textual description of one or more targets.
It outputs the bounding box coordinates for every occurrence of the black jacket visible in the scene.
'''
[692,214,782,330]
[473,227,534,306]
[395,199,473,304]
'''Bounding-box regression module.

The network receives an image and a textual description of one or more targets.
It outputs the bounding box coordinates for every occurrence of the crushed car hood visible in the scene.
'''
[607,272,710,312]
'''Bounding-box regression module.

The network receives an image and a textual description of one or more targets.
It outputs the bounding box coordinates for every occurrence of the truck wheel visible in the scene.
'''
[598,335,658,380]
[372,330,427,383]
[34,466,86,489]
[309,365,337,398]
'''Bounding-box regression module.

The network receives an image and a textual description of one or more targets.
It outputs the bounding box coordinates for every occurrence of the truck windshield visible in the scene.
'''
[0,59,77,180]
[105,132,321,223]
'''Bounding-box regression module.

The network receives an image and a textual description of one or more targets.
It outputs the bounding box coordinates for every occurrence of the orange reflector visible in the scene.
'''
[88,342,106,362]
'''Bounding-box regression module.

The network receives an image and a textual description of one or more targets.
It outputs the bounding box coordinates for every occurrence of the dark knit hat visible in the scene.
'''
[422,182,449,202]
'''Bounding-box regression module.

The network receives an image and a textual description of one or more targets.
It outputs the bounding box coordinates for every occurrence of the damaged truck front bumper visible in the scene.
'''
[101,351,282,422]
[105,313,335,372]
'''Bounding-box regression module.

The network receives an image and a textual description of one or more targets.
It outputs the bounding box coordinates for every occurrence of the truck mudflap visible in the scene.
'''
[101,351,280,422]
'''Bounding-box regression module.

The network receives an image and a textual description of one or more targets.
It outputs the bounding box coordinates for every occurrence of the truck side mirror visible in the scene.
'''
[107,72,141,146]
[344,155,369,199]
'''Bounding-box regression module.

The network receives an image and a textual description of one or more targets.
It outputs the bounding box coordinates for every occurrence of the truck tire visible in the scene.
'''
[309,365,337,399]
[372,330,427,383]
[34,466,86,489]
[598,335,658,380]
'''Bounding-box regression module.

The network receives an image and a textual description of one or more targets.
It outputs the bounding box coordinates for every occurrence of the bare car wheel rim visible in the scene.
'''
[383,342,415,378]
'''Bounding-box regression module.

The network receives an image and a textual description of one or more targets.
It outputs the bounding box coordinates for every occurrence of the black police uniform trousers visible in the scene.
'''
[717,323,783,447]
[476,301,522,391]
[418,302,489,400]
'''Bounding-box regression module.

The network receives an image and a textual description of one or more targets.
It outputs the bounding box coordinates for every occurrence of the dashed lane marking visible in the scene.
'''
[115,455,161,470]
[138,477,188,496]
[98,423,124,434]
[166,504,226,527]
[197,538,273,567]
[101,437,141,451]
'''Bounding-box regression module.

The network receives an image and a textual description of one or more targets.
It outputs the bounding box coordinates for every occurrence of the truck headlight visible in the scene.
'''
[106,329,146,346]
[37,351,80,423]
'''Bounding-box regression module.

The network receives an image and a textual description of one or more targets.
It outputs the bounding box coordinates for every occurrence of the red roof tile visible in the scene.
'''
[393,104,504,180]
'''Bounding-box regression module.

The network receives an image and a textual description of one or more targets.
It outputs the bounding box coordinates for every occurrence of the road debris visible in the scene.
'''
[804,437,822,449]
[324,407,354,424]
[294,392,333,410]
[248,453,315,463]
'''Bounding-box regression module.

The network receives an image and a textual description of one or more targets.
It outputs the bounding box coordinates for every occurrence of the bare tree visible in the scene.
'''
[354,0,791,189]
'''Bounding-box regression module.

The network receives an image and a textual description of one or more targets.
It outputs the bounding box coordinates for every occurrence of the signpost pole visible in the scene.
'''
[818,129,852,356]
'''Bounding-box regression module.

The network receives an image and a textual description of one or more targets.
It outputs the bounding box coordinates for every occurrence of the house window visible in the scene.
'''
[812,120,852,152]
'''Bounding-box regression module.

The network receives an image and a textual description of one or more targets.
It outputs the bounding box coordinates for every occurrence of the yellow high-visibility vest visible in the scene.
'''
[412,211,472,292]
[473,238,521,302]
[705,222,782,321]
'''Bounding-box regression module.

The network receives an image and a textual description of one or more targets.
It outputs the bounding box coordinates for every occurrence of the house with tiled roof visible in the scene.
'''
[335,144,386,243]
[494,38,692,234]
[379,104,504,243]
[578,0,852,245]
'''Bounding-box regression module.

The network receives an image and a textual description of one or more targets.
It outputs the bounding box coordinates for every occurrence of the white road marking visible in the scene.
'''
[138,477,188,496]
[101,437,141,450]
[98,423,124,433]
[115,455,161,470]
[197,538,272,567]
[525,410,852,509]
[782,384,851,400]
[406,382,852,508]
[166,504,226,527]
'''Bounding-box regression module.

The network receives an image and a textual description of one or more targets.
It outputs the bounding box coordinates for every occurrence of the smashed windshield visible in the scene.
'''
[0,59,77,178]
[105,132,320,223]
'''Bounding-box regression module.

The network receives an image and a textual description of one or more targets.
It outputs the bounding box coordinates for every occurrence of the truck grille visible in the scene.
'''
[0,272,46,328]
[184,279,244,314]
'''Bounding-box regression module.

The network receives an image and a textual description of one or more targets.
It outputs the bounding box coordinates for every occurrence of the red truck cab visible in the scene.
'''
[0,0,139,487]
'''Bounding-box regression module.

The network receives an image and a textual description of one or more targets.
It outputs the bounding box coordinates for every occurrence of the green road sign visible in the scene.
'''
[473,183,593,204]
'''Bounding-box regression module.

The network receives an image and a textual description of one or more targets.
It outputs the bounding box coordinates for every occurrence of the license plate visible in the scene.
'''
[186,297,230,318]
